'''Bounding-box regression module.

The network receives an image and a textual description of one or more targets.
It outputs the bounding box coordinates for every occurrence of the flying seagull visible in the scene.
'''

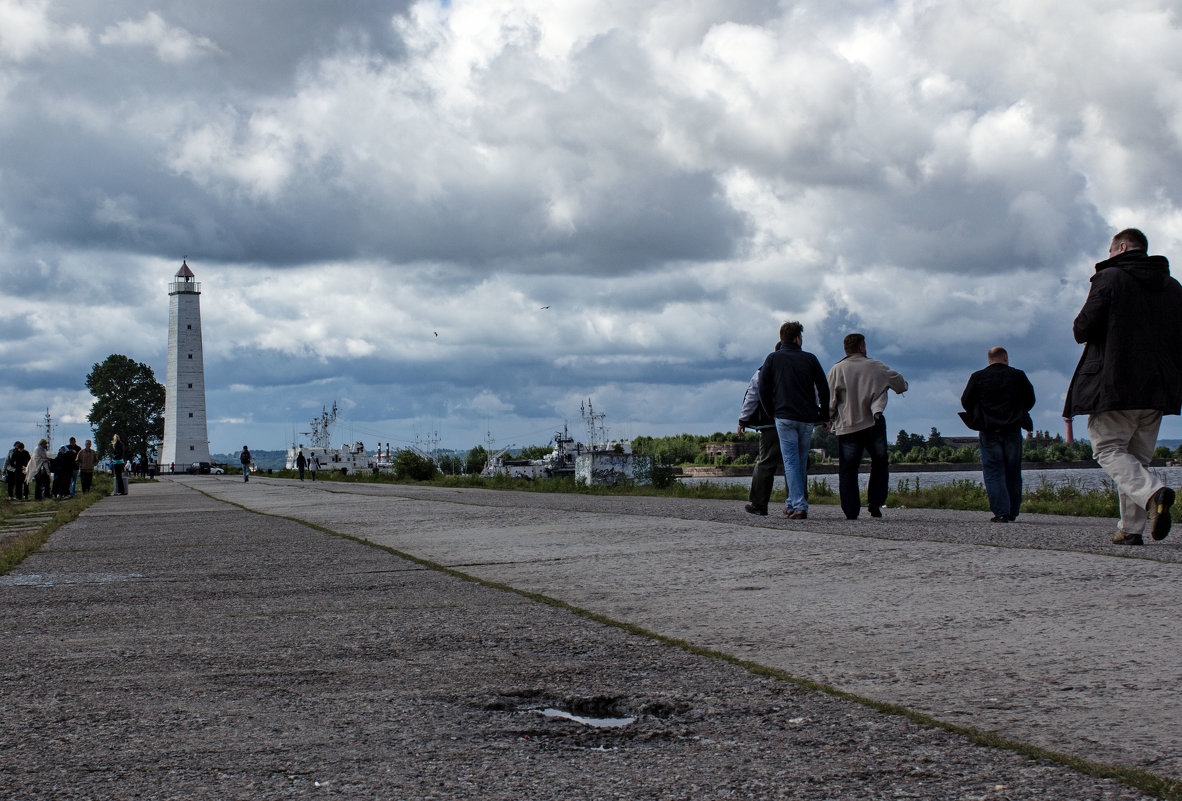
[540,305,550,310]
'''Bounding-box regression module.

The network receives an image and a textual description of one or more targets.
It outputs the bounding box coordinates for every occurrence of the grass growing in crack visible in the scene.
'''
[0,474,113,575]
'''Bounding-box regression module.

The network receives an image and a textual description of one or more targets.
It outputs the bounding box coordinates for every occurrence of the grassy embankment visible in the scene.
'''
[267,467,1164,521]
[0,474,115,575]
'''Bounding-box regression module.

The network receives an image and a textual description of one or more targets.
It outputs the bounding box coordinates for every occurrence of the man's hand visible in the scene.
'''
[737,424,745,434]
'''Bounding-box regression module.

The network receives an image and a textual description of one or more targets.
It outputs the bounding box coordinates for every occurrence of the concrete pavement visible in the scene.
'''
[189,475,1182,780]
[2,476,1177,798]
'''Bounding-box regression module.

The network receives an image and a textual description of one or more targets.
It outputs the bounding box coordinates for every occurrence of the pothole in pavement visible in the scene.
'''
[477,691,693,748]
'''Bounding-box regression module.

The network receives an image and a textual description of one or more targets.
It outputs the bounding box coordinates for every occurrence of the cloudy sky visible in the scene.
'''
[4,0,1182,457]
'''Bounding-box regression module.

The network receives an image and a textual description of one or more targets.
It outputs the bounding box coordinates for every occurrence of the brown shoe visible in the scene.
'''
[1147,487,1174,541]
[786,509,808,520]
[1112,530,1144,546]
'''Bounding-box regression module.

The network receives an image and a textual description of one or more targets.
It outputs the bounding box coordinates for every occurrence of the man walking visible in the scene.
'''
[960,347,1035,522]
[739,343,783,516]
[75,440,99,494]
[757,321,829,520]
[827,333,908,520]
[1064,228,1182,545]
[240,446,252,483]
[296,450,307,481]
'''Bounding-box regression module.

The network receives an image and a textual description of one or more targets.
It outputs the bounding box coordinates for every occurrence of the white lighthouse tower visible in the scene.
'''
[161,260,211,472]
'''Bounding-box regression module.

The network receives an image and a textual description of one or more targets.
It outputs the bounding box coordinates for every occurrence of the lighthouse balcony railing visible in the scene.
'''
[168,281,201,294]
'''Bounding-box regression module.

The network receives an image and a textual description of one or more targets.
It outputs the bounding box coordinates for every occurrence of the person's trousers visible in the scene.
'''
[34,472,50,500]
[837,417,889,519]
[979,429,1023,519]
[112,464,126,495]
[79,471,93,494]
[747,427,783,511]
[298,466,305,480]
[774,418,813,511]
[1087,410,1164,535]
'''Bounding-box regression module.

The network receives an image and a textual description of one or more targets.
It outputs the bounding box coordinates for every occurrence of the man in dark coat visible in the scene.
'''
[296,450,307,481]
[1063,228,1182,545]
[961,347,1035,522]
[757,321,830,520]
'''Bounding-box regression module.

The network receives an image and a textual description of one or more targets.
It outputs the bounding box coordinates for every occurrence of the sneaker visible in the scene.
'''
[1147,487,1174,541]
[990,515,1010,523]
[1112,530,1144,546]
[744,503,768,516]
[868,506,882,518]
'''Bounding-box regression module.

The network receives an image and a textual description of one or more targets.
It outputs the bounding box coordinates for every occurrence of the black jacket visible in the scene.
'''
[757,343,830,423]
[1063,250,1182,417]
[960,363,1035,433]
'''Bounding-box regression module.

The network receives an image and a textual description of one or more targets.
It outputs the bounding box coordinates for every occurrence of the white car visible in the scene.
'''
[210,466,225,475]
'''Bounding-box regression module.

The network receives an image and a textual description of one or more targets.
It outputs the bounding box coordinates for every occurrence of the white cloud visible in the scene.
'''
[99,12,221,64]
[0,0,88,63]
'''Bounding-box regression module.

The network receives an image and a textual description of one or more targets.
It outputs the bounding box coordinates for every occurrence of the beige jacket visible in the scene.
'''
[827,354,908,435]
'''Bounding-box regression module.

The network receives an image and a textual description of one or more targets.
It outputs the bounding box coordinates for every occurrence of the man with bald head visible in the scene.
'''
[961,347,1035,522]
[1064,228,1182,546]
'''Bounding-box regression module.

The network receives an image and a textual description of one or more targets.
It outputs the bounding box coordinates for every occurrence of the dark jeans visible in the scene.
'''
[34,472,50,501]
[6,471,20,499]
[112,464,126,495]
[837,417,889,519]
[80,471,93,494]
[747,427,783,511]
[979,429,1023,518]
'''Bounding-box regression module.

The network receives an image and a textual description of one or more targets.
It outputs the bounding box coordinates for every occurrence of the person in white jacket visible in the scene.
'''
[827,334,908,520]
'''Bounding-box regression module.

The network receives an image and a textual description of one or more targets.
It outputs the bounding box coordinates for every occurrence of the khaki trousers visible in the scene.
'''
[1087,409,1164,535]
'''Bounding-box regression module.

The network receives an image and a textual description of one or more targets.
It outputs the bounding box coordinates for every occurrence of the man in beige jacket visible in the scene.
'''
[827,333,908,519]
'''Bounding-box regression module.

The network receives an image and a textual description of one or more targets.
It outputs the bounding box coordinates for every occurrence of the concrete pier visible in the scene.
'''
[2,477,1177,799]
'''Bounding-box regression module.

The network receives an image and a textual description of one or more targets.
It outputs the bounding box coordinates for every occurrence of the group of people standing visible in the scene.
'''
[740,227,1182,546]
[740,323,908,521]
[4,437,104,501]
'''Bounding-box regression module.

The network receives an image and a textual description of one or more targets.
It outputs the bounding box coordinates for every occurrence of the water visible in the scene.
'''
[681,466,1182,493]
[531,708,635,728]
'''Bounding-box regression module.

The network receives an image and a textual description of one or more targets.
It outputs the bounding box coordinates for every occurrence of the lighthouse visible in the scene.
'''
[160,260,211,471]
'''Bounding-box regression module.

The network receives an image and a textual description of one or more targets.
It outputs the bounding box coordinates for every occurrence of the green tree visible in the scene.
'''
[85,355,165,462]
[393,448,437,481]
[927,427,945,448]
[465,445,488,474]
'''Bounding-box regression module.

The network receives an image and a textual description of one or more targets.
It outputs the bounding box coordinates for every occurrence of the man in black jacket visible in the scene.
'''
[757,321,830,520]
[1063,228,1182,545]
[961,347,1035,522]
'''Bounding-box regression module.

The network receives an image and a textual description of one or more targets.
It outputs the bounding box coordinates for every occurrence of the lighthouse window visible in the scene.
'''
[188,413,194,418]
[187,354,192,359]
[188,384,193,389]
[190,446,195,451]
[187,325,192,329]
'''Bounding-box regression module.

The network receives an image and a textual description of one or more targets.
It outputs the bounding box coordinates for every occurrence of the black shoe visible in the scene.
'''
[990,515,1010,523]
[1147,487,1174,541]
[1113,530,1144,546]
[744,503,768,516]
[869,506,882,518]
[845,514,858,520]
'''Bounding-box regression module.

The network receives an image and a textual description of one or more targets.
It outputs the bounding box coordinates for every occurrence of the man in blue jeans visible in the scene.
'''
[960,347,1035,522]
[757,321,829,520]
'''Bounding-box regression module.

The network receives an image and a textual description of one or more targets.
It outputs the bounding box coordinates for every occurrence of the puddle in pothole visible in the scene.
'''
[530,708,636,728]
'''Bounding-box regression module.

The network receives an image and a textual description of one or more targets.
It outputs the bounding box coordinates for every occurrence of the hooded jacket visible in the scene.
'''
[1063,250,1182,417]
[757,343,830,423]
